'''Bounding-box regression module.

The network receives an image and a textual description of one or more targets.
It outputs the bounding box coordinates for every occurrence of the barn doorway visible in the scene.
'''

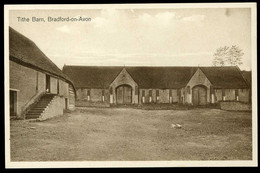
[192,85,207,106]
[46,75,50,93]
[10,90,17,117]
[116,85,132,104]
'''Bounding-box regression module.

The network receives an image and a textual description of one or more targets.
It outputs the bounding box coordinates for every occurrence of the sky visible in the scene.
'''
[9,7,252,70]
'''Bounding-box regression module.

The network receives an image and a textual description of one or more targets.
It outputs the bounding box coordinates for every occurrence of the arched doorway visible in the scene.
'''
[116,85,132,104]
[192,85,207,106]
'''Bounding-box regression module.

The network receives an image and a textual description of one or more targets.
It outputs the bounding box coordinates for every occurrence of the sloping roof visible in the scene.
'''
[241,70,252,86]
[63,65,249,89]
[199,66,249,89]
[9,27,74,88]
[62,66,197,89]
[62,66,123,89]
[126,67,197,89]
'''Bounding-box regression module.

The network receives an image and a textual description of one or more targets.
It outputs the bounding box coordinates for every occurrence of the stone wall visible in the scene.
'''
[76,100,110,107]
[215,89,249,103]
[68,84,75,110]
[76,88,109,102]
[9,60,75,117]
[238,89,250,102]
[224,89,236,100]
[10,61,46,116]
[39,96,64,120]
[215,89,223,102]
[59,79,69,98]
[219,101,251,111]
[139,89,180,104]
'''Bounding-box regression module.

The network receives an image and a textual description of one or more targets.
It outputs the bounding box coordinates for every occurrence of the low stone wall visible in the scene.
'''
[39,96,64,120]
[76,100,110,108]
[219,101,251,111]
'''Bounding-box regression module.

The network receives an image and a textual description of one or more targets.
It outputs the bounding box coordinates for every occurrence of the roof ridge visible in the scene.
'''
[61,65,239,68]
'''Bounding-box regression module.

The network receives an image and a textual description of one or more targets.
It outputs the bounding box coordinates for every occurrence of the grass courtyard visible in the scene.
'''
[10,107,252,161]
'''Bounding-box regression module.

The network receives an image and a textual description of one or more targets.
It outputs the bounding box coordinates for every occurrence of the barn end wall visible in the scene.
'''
[110,68,138,104]
[186,68,211,104]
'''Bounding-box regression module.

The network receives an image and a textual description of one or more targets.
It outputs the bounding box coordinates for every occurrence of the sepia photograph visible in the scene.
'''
[4,3,257,168]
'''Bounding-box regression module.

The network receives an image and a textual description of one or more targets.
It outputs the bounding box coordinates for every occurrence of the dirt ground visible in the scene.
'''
[10,108,252,161]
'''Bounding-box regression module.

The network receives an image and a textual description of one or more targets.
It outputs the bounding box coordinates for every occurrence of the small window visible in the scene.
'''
[149,90,152,97]
[169,89,172,96]
[102,90,105,102]
[110,87,113,94]
[235,89,239,97]
[156,90,159,96]
[142,90,145,97]
[86,90,91,101]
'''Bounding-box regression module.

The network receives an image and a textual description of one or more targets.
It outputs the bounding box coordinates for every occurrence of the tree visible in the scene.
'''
[212,45,244,66]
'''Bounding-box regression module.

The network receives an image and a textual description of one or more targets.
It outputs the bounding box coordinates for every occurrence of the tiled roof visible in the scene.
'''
[63,65,249,89]
[62,66,123,89]
[63,66,197,89]
[9,27,75,88]
[200,66,249,89]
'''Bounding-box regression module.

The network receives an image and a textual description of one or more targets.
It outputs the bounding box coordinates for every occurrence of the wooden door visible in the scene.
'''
[116,85,132,104]
[192,86,207,106]
[10,90,17,116]
[116,86,124,104]
[199,87,207,105]
[123,86,132,104]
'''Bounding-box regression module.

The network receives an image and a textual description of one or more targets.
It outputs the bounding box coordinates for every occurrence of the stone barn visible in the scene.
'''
[62,65,250,106]
[9,27,76,120]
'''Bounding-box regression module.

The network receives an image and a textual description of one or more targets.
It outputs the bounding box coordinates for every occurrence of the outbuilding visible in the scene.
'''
[62,65,250,106]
